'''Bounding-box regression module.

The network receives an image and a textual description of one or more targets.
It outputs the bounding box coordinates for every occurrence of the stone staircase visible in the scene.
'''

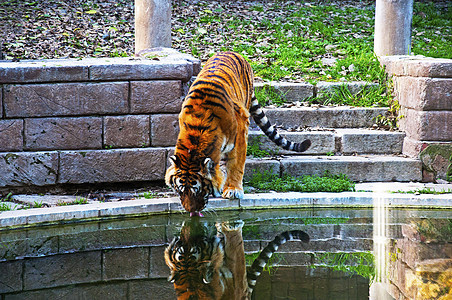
[244,83,423,182]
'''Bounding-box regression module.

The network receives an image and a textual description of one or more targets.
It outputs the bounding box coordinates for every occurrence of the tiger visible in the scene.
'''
[165,220,248,299]
[164,219,310,300]
[165,51,311,215]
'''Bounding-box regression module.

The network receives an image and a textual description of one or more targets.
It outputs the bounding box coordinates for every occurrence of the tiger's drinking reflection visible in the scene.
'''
[164,218,309,299]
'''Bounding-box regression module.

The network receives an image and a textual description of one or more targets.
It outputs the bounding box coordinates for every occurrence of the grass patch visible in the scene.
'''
[0,202,14,211]
[255,85,288,107]
[56,197,89,206]
[33,201,44,208]
[310,82,390,108]
[311,251,375,281]
[299,217,349,225]
[246,171,355,193]
[0,193,14,211]
[138,192,158,199]
[174,1,450,81]
[411,2,452,59]
[245,251,284,275]
[246,136,276,158]
[394,188,452,195]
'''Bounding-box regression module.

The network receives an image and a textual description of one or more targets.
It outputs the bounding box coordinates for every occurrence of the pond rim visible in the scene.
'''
[1,191,451,231]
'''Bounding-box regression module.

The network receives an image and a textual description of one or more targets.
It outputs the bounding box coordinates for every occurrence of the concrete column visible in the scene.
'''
[134,0,171,54]
[374,0,413,56]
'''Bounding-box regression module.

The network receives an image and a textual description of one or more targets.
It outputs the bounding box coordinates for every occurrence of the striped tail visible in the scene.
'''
[247,230,310,295]
[249,96,311,152]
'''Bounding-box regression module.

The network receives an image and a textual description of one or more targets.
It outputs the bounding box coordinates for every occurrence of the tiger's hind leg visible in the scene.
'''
[222,123,248,200]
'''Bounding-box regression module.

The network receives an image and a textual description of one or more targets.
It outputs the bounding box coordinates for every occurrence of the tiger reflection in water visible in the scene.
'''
[164,218,309,300]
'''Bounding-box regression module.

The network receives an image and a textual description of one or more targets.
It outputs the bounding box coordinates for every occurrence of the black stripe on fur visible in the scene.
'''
[250,97,311,152]
[247,230,309,295]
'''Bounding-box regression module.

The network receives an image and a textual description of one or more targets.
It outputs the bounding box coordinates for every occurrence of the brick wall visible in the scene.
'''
[0,49,200,190]
[379,56,452,182]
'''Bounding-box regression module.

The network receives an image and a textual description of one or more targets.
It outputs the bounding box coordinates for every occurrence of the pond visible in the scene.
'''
[0,206,450,300]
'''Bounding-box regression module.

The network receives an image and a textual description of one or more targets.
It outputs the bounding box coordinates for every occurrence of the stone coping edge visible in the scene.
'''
[1,192,450,229]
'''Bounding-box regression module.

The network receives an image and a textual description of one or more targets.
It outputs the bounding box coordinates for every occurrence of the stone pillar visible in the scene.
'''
[374,0,414,56]
[134,0,172,54]
[380,56,452,182]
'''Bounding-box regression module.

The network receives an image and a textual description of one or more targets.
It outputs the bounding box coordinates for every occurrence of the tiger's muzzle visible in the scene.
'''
[179,189,209,216]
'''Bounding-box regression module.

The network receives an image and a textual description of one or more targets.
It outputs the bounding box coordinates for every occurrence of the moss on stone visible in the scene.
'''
[419,145,452,181]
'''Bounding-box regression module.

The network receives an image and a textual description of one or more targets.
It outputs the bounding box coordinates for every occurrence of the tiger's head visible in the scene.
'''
[165,154,223,215]
[164,220,226,299]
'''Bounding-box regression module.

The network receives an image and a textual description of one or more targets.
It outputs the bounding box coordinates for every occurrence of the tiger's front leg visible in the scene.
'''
[222,125,248,200]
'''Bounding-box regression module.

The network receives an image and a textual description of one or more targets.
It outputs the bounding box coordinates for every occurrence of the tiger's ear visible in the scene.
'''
[169,155,180,168]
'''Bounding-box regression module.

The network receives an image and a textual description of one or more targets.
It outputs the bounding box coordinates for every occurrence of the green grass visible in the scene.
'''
[311,251,376,282]
[245,251,284,275]
[394,188,452,195]
[309,82,390,107]
[299,217,349,225]
[175,1,450,81]
[33,201,44,208]
[171,1,450,108]
[138,192,158,199]
[246,171,355,193]
[0,193,14,211]
[56,197,89,206]
[255,85,289,107]
[0,202,13,211]
[246,136,275,158]
[411,2,452,58]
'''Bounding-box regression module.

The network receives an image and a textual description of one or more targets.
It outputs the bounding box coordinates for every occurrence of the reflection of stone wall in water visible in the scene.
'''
[387,219,452,299]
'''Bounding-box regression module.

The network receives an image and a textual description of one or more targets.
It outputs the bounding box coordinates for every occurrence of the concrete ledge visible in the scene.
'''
[0,54,200,84]
[1,189,450,229]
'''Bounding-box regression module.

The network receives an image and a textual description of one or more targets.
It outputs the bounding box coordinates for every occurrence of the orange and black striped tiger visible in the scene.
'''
[165,52,311,215]
[164,219,310,300]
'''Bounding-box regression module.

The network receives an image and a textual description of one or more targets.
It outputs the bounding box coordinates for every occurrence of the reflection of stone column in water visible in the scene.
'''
[374,0,413,56]
[134,0,172,54]
[370,196,392,300]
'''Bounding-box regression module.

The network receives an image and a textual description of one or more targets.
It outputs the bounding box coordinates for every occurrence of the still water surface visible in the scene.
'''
[0,207,450,299]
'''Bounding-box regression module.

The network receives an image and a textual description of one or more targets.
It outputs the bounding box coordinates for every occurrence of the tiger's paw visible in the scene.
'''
[222,187,244,199]
[221,220,244,232]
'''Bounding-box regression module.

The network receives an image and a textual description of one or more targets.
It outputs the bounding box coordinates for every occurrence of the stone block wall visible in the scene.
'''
[0,49,200,190]
[380,56,452,182]
[384,220,451,300]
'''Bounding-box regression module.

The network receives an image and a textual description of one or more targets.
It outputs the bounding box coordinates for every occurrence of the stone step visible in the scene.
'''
[242,223,402,241]
[245,238,372,255]
[244,155,422,182]
[248,128,405,155]
[250,106,388,129]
